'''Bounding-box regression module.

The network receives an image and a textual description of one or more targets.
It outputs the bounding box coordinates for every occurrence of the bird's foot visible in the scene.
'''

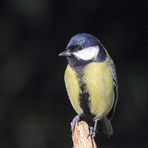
[89,126,96,138]
[71,115,80,131]
[89,120,98,138]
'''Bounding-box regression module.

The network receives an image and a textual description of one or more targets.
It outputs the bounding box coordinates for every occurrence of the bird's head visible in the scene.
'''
[59,33,107,67]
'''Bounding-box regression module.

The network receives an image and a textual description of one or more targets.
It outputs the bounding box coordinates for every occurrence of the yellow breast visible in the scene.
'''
[64,62,115,120]
[83,62,114,119]
[64,65,83,115]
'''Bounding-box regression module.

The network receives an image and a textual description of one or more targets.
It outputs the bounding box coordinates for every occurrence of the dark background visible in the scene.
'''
[0,0,147,147]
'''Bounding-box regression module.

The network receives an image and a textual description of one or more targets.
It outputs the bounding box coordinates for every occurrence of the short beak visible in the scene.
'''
[58,50,71,57]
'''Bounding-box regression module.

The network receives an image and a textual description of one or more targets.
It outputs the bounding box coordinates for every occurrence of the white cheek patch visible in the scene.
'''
[73,46,99,60]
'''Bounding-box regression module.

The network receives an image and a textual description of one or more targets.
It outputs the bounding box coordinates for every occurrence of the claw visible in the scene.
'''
[89,120,98,138]
[71,115,80,131]
[89,126,96,138]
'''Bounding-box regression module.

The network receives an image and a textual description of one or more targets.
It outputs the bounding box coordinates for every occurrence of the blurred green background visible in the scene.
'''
[0,0,147,147]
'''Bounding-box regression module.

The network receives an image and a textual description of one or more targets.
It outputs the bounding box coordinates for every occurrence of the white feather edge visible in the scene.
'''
[73,46,99,60]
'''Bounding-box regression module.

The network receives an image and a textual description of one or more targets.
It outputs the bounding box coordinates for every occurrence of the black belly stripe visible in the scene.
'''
[72,65,95,119]
[79,80,95,119]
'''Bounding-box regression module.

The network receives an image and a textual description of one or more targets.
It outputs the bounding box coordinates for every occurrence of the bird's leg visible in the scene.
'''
[90,120,98,137]
[71,115,80,131]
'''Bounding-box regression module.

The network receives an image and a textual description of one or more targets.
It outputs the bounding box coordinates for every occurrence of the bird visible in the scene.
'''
[59,33,118,137]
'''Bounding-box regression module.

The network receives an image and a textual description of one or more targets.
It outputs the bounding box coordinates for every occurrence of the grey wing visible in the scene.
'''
[107,55,118,120]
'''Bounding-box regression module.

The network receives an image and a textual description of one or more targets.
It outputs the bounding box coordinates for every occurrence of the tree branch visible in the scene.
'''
[71,121,97,148]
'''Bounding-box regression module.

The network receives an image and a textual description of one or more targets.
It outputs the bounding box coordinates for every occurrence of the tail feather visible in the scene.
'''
[102,117,113,137]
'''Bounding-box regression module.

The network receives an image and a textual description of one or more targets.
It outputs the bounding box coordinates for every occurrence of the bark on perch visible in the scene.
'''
[71,121,97,148]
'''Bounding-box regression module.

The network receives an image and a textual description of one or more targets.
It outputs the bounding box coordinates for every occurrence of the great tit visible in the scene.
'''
[59,33,118,137]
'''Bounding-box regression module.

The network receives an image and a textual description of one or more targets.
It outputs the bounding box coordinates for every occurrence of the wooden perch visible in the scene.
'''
[71,121,97,148]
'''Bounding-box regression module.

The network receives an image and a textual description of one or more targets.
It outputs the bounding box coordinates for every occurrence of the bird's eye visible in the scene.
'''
[68,45,82,52]
[74,45,82,51]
